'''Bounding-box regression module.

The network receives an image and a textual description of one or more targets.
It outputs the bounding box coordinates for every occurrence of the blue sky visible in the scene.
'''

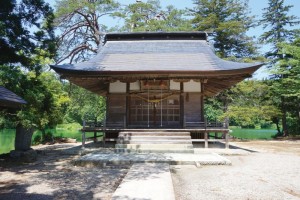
[48,0,300,40]
[47,0,300,78]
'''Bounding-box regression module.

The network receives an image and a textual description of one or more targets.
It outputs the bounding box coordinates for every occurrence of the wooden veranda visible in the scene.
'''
[81,119,230,149]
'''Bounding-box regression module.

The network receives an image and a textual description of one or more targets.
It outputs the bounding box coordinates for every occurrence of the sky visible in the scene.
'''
[47,0,300,79]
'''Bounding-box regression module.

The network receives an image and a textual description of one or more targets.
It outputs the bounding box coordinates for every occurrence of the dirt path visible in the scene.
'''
[172,140,300,200]
[0,143,128,200]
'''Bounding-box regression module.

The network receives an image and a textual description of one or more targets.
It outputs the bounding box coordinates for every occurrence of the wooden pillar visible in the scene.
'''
[106,96,109,127]
[225,131,229,149]
[123,115,126,128]
[180,82,184,127]
[93,118,97,143]
[82,120,86,149]
[125,83,130,128]
[204,132,208,148]
[103,116,106,146]
[200,82,205,122]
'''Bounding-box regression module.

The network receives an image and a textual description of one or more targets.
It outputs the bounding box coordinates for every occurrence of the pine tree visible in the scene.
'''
[271,38,300,135]
[260,0,300,136]
[121,0,192,32]
[190,0,257,58]
[259,0,300,61]
[54,0,120,64]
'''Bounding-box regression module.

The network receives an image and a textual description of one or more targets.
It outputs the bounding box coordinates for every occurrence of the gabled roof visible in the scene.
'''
[51,32,262,75]
[51,32,263,96]
[0,86,27,109]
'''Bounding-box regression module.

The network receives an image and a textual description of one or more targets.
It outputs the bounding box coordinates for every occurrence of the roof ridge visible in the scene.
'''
[105,32,207,42]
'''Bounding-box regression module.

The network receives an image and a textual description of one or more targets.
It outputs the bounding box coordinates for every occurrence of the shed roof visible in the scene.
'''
[51,32,263,96]
[0,86,27,109]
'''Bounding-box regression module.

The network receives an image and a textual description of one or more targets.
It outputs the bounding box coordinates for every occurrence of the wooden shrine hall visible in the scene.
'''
[51,32,262,149]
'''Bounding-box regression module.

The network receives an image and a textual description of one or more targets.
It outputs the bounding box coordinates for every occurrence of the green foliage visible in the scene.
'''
[0,66,67,130]
[269,38,300,135]
[259,0,300,135]
[0,0,55,72]
[214,80,281,128]
[63,84,106,124]
[204,98,223,122]
[121,0,192,32]
[274,38,300,98]
[56,123,82,130]
[190,0,257,58]
[32,134,42,145]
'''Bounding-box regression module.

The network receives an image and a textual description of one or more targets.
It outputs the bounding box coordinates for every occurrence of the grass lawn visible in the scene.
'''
[230,128,277,140]
[0,125,102,154]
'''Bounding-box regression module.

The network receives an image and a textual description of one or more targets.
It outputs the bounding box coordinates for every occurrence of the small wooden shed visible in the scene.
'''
[0,86,27,110]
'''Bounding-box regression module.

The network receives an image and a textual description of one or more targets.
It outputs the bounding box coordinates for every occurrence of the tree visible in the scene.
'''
[259,0,300,135]
[0,0,55,73]
[0,66,67,148]
[190,0,257,58]
[54,0,120,64]
[219,80,281,129]
[121,0,192,32]
[259,0,300,61]
[0,0,58,150]
[270,38,300,135]
[63,84,106,124]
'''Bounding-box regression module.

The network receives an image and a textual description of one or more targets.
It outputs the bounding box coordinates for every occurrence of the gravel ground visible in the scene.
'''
[1,140,299,200]
[171,140,300,200]
[0,142,128,200]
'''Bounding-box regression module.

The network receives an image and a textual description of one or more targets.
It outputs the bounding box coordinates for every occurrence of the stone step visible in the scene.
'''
[116,143,194,149]
[119,131,191,136]
[115,148,194,154]
[116,131,194,154]
[118,136,191,140]
[119,140,193,144]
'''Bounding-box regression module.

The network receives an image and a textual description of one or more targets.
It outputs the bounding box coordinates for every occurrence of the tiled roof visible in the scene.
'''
[50,32,263,96]
[0,86,27,109]
[52,32,261,74]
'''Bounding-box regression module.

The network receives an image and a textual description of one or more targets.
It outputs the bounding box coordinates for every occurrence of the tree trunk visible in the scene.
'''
[281,96,288,137]
[15,124,34,151]
[41,129,46,142]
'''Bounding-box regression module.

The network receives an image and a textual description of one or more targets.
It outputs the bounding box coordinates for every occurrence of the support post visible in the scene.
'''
[93,118,97,143]
[102,132,106,147]
[225,131,229,149]
[103,117,106,146]
[204,132,208,148]
[124,115,126,128]
[200,82,205,122]
[82,120,86,149]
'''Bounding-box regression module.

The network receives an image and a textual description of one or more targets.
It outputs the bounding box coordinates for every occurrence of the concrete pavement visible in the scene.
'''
[111,163,175,200]
[74,152,231,167]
